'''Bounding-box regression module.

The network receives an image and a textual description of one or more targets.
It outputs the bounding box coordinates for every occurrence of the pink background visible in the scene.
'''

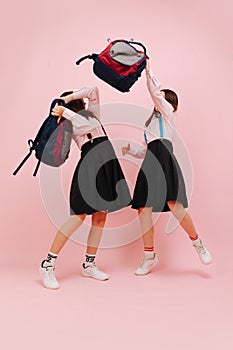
[1,0,233,349]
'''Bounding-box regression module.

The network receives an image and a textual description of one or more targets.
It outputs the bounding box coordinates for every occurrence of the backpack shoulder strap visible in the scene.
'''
[33,159,41,177]
[12,140,34,175]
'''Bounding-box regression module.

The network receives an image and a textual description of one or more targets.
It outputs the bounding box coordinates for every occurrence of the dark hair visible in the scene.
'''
[145,88,178,127]
[60,91,85,114]
[60,91,97,120]
[161,89,178,112]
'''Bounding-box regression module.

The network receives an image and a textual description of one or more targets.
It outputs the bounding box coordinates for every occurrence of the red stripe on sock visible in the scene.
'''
[190,235,199,241]
[144,247,154,252]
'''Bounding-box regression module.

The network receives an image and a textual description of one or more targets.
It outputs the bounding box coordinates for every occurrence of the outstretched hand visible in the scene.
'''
[121,143,130,156]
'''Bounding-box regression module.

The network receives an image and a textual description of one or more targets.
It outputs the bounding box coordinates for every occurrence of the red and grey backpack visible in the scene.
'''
[13,99,73,177]
[76,39,148,92]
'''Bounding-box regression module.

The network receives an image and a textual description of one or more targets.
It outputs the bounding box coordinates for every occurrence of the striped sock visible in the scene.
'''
[144,247,155,260]
[190,235,199,241]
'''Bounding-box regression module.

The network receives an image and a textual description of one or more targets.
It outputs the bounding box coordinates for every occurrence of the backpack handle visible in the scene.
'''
[128,41,147,55]
[111,40,147,56]
[76,54,98,65]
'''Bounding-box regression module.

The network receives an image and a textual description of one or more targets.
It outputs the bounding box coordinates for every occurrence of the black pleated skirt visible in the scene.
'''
[132,139,188,212]
[70,136,132,215]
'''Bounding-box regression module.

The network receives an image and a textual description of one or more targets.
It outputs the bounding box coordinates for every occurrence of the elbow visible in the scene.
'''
[92,86,99,94]
[89,86,99,100]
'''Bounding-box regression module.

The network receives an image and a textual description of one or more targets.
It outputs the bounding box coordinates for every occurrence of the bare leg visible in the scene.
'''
[82,211,109,281]
[49,214,86,255]
[167,201,198,239]
[86,211,107,255]
[135,207,158,276]
[138,207,154,247]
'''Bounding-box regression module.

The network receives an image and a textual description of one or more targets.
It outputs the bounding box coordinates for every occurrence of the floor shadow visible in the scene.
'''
[154,266,213,279]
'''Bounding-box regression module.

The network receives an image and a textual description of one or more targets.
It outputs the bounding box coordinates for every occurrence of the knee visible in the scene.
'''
[92,212,107,227]
[138,208,152,220]
[167,201,185,219]
[70,214,86,225]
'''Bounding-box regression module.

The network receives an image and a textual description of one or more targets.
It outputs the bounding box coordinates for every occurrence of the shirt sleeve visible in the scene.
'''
[66,86,101,120]
[146,68,174,124]
[62,108,95,133]
[127,144,147,158]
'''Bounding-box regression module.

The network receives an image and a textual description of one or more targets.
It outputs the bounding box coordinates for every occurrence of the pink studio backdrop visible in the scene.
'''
[2,0,232,264]
[1,1,233,350]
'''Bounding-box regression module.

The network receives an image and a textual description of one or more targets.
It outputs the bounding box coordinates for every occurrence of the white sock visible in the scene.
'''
[84,254,96,267]
[41,252,57,268]
[144,251,155,260]
[192,238,202,246]
[48,252,58,258]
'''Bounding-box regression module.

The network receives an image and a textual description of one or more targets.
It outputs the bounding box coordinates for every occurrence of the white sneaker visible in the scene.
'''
[82,263,109,281]
[135,254,159,276]
[192,239,212,265]
[40,261,60,289]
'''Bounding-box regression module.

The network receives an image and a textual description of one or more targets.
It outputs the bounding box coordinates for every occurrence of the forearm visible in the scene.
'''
[128,145,146,158]
[146,69,174,118]
[67,86,100,119]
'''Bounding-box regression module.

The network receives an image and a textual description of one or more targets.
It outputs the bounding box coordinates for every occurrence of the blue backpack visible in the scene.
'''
[13,99,73,177]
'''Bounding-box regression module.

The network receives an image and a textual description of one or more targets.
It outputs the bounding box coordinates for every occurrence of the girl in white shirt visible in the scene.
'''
[40,86,131,289]
[122,61,212,275]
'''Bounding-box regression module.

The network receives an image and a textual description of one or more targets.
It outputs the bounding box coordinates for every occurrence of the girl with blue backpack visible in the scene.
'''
[122,60,212,275]
[40,86,131,289]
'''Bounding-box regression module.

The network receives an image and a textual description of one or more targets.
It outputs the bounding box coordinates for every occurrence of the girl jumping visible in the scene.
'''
[122,61,212,276]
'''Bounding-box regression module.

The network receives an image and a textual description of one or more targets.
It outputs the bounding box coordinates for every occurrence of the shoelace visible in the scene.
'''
[46,266,57,281]
[196,244,207,255]
[87,264,105,276]
[140,257,153,269]
[90,264,100,273]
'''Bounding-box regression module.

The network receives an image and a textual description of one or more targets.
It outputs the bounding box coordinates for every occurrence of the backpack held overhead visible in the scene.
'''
[76,39,149,93]
[13,99,73,177]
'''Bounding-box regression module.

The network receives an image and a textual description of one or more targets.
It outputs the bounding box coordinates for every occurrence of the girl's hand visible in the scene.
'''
[122,143,130,156]
[51,105,66,117]
[146,59,150,72]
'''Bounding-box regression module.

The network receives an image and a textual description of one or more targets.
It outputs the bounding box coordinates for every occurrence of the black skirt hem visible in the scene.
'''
[69,137,132,215]
[132,139,188,213]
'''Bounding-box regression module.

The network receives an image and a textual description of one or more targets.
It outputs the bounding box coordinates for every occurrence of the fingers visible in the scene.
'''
[52,104,61,116]
[121,144,130,156]
[51,110,59,116]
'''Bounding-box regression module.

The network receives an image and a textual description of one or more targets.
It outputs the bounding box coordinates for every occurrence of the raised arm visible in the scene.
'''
[146,62,174,124]
[62,86,100,120]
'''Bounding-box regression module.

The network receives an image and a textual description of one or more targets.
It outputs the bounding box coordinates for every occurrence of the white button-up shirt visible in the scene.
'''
[128,68,176,158]
[61,86,105,149]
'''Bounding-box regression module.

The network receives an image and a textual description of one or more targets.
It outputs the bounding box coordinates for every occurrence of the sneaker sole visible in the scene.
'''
[135,258,159,276]
[200,258,212,265]
[82,271,109,281]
